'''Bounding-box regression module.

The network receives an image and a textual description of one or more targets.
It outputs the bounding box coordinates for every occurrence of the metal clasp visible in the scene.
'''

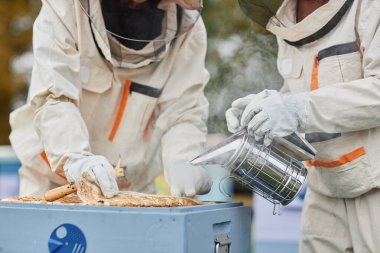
[215,234,231,253]
[273,203,282,216]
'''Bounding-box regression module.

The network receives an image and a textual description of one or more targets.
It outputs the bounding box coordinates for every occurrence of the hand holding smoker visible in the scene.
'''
[191,130,316,211]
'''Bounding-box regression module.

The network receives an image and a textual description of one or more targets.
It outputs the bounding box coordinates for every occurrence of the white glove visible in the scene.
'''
[64,154,119,198]
[226,90,277,133]
[165,160,213,197]
[238,91,306,146]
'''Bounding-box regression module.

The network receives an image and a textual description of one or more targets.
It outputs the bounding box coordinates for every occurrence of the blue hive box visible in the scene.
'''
[0,202,251,253]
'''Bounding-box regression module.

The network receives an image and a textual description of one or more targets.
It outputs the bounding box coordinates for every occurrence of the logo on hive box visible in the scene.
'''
[48,223,87,253]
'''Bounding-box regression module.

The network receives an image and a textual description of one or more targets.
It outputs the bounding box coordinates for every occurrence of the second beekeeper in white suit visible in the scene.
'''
[226,0,380,252]
[9,0,212,198]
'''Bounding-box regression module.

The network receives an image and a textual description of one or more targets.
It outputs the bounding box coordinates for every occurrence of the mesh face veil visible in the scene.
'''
[79,0,201,68]
[237,0,285,28]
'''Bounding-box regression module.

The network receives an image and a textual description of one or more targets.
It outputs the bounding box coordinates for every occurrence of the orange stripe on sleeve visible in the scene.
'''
[40,151,67,181]
[310,53,319,91]
[305,160,313,167]
[56,172,68,181]
[307,146,366,168]
[108,80,132,141]
[40,151,51,169]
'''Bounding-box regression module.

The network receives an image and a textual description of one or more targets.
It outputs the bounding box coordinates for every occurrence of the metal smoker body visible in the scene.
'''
[191,130,316,208]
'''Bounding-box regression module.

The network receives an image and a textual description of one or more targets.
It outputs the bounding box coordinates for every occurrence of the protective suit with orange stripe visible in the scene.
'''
[226,0,380,252]
[9,0,212,199]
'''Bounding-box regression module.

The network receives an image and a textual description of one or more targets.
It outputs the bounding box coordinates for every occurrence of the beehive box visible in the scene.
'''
[0,202,251,253]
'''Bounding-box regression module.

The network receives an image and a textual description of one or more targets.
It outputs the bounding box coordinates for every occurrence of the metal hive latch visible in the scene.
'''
[215,234,231,253]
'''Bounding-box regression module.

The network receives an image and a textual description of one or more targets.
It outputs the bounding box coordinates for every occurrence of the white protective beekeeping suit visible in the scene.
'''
[272,1,380,252]
[9,0,211,198]
[227,0,380,252]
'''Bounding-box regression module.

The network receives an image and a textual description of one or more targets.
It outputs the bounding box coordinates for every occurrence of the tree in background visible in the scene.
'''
[0,0,283,144]
[0,0,40,144]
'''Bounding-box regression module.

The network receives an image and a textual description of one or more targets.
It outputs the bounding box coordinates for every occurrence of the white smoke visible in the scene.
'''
[205,31,283,134]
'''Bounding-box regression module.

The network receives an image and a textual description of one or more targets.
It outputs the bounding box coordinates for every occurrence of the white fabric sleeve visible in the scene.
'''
[300,8,380,134]
[31,3,92,173]
[156,18,209,170]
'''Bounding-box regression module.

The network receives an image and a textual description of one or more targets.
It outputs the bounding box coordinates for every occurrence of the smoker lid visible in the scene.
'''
[273,132,316,161]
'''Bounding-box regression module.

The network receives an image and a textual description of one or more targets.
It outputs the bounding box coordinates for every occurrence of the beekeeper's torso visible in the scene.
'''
[9,0,209,196]
[268,0,380,198]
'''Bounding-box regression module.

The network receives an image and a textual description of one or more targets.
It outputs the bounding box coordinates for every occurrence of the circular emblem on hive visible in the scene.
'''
[48,223,87,253]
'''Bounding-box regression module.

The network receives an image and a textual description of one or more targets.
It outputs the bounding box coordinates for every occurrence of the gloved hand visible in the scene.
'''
[226,90,277,133]
[64,154,119,198]
[165,160,213,197]
[236,90,306,146]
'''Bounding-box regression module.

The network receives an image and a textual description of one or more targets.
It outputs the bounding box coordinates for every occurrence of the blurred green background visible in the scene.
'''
[0,0,283,144]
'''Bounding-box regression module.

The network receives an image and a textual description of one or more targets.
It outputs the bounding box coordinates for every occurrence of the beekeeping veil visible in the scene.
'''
[237,0,285,28]
[79,0,201,68]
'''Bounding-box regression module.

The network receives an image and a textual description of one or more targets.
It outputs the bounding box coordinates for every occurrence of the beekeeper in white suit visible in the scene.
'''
[9,0,212,199]
[226,0,380,252]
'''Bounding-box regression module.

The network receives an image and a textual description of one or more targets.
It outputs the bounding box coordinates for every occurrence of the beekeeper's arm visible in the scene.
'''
[226,9,380,145]
[30,1,117,197]
[156,19,212,197]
